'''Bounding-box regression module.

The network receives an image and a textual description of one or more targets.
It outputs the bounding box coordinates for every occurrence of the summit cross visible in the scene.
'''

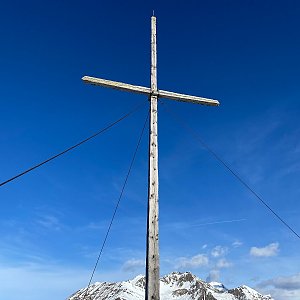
[82,15,219,300]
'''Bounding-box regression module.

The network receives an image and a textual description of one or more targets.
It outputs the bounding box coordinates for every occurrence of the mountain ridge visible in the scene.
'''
[68,271,273,300]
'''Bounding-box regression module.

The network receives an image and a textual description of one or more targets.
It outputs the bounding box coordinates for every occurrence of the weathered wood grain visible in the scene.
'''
[82,76,150,95]
[146,15,160,300]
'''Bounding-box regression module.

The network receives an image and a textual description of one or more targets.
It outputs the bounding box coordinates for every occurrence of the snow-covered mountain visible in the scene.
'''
[68,272,273,300]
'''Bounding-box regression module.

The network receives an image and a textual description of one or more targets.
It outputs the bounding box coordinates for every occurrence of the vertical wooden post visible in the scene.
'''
[146,15,160,300]
[82,15,219,300]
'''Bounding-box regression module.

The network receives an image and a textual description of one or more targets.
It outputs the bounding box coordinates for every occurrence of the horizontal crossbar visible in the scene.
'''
[82,76,219,106]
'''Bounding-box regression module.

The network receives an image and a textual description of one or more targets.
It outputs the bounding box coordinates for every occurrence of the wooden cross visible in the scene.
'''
[82,15,219,300]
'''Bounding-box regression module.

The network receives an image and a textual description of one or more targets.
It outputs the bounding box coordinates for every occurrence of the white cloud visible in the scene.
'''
[266,289,300,300]
[202,244,208,249]
[206,270,220,282]
[258,273,300,291]
[250,242,279,257]
[122,259,145,272]
[257,273,300,300]
[232,240,243,248]
[211,246,228,258]
[216,258,232,269]
[176,254,209,269]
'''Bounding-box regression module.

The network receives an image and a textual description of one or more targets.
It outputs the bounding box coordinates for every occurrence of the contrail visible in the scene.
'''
[191,218,247,227]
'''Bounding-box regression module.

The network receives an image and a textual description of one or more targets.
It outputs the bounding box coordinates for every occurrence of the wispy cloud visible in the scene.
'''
[211,246,228,258]
[122,258,145,272]
[250,242,279,258]
[165,218,246,232]
[192,219,247,228]
[77,221,108,231]
[176,253,209,269]
[216,258,232,269]
[232,240,243,248]
[36,215,62,231]
[216,111,282,183]
[206,269,220,282]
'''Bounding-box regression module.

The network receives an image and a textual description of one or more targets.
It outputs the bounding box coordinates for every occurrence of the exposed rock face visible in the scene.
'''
[227,285,272,300]
[68,272,273,300]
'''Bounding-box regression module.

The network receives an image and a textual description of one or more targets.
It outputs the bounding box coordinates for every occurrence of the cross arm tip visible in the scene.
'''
[204,99,220,106]
[81,75,102,85]
[82,75,90,82]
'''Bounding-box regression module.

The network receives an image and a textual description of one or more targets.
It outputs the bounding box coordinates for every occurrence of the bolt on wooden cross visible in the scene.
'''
[82,15,219,300]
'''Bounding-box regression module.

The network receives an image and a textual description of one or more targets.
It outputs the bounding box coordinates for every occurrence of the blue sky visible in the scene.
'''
[0,1,300,299]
